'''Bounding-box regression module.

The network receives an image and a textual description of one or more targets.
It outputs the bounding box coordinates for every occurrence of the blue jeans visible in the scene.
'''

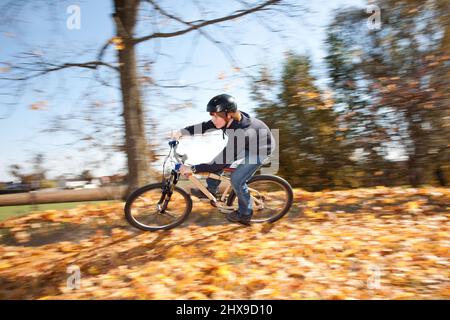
[206,156,263,217]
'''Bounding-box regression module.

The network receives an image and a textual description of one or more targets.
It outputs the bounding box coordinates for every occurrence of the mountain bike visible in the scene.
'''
[124,140,293,231]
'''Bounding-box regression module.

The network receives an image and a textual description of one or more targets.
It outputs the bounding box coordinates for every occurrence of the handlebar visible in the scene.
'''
[168,140,178,148]
[168,139,187,164]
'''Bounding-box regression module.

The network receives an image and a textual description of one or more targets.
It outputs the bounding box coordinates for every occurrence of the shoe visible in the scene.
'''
[190,187,216,199]
[226,210,252,226]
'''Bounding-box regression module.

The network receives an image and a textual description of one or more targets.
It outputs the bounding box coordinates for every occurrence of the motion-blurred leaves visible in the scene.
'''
[0,186,448,299]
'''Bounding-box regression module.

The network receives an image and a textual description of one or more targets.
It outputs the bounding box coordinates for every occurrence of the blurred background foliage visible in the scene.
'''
[0,0,448,193]
[252,0,449,190]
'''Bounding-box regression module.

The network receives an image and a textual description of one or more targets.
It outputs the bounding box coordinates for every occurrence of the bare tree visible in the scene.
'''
[1,0,300,196]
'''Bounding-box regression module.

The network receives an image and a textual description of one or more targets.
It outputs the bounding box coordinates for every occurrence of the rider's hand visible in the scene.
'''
[170,130,183,140]
[180,164,193,177]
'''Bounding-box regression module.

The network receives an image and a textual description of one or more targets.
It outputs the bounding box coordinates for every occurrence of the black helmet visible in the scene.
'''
[206,94,237,113]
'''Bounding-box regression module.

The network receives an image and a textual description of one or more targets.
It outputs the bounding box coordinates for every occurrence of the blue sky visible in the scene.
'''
[0,0,365,181]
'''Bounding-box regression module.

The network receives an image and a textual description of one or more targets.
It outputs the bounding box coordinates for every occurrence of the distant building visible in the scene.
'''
[61,179,89,189]
[54,173,126,189]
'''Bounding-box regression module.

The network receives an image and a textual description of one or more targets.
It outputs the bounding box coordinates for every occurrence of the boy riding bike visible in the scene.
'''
[171,93,275,225]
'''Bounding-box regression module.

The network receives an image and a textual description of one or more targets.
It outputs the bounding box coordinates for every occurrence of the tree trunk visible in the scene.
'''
[407,120,428,186]
[114,0,153,197]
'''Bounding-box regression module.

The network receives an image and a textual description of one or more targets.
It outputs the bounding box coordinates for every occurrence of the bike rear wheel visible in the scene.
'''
[124,183,192,231]
[226,175,293,223]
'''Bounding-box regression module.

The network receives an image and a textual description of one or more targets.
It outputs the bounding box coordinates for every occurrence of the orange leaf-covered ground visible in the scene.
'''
[0,186,448,299]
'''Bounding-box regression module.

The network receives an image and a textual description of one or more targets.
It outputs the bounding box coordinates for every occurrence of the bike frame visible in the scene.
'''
[187,172,265,213]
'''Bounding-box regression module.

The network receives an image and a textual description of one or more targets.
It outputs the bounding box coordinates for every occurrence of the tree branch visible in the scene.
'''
[145,0,252,78]
[134,0,281,44]
[1,61,119,81]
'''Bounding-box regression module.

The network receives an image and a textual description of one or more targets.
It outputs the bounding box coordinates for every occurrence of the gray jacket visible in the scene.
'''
[182,111,275,173]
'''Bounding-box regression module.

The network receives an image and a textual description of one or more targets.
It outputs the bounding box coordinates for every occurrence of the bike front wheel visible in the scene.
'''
[124,183,193,231]
[226,175,293,223]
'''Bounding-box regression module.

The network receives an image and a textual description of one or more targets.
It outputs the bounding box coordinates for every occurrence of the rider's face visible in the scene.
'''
[210,112,227,128]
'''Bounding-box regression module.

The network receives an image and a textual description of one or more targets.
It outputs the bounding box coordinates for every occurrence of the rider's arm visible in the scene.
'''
[182,120,217,136]
[192,162,228,174]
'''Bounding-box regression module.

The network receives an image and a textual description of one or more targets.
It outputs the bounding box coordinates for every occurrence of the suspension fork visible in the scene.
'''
[158,169,179,212]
